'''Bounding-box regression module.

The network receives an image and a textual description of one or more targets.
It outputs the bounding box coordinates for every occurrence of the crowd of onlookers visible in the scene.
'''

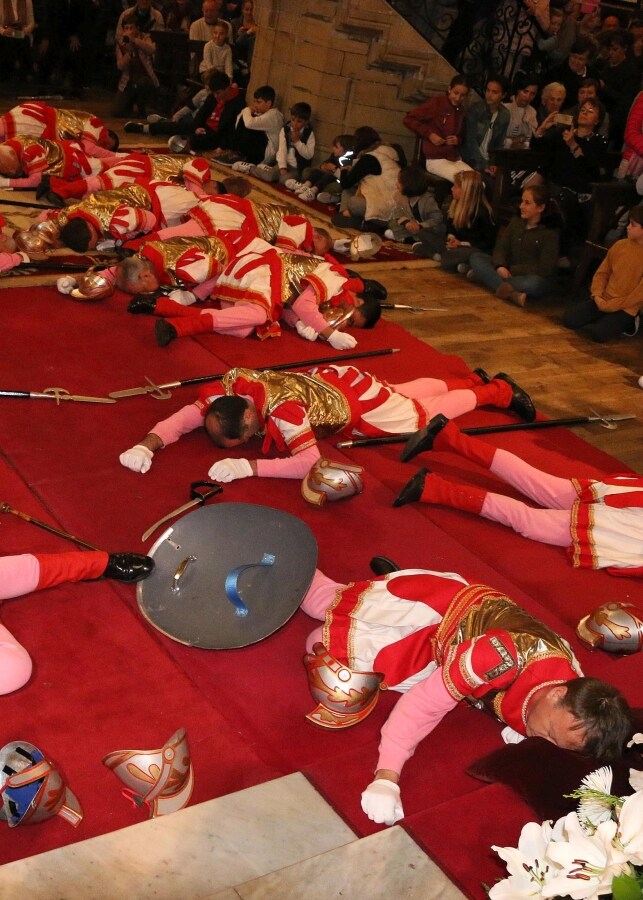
[1,0,642,342]
[0,0,256,108]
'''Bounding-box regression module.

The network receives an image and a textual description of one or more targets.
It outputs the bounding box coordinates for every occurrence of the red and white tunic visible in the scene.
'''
[570,475,643,573]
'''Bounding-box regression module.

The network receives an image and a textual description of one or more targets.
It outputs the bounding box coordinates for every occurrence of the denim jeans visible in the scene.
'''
[469,252,553,297]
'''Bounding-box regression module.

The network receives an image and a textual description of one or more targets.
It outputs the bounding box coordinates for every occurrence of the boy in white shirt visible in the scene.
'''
[251,101,315,187]
[215,84,283,170]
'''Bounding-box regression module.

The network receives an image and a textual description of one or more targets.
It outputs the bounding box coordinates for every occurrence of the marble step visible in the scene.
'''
[0,772,466,900]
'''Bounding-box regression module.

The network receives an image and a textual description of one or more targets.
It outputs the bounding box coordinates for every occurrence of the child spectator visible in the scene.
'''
[503,73,539,149]
[403,75,472,182]
[200,22,233,80]
[468,184,561,307]
[562,205,643,341]
[190,71,245,152]
[214,85,284,169]
[289,134,354,204]
[439,169,497,271]
[251,102,315,187]
[331,126,406,232]
[462,74,510,172]
[384,165,445,257]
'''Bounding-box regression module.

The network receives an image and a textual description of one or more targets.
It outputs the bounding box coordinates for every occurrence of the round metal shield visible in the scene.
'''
[137,503,318,649]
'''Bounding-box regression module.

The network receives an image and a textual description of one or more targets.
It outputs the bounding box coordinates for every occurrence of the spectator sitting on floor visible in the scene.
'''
[200,21,233,79]
[331,126,406,233]
[384,165,445,257]
[288,133,354,205]
[125,76,211,137]
[468,184,561,307]
[112,19,159,119]
[503,73,539,149]
[562,204,643,342]
[253,102,315,191]
[187,71,245,152]
[403,74,472,183]
[461,74,510,174]
[438,169,497,272]
[212,84,283,169]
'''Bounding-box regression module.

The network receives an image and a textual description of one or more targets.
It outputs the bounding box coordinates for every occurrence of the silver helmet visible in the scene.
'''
[0,740,83,828]
[70,267,114,301]
[301,458,364,507]
[577,602,643,654]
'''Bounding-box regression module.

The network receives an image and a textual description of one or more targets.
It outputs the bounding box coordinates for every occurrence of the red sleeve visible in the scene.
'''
[442,630,520,701]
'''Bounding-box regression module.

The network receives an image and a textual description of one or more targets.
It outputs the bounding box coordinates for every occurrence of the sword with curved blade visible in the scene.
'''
[142,481,223,542]
[0,387,116,404]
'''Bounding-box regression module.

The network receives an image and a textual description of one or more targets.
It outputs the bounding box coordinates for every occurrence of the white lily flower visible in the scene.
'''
[490,821,560,898]
[615,789,643,865]
[542,812,630,899]
[629,769,643,792]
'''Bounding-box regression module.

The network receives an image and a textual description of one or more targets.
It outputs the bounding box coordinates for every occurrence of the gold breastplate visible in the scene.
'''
[57,184,152,231]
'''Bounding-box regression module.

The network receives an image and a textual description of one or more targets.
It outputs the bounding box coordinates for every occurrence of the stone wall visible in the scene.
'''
[248,0,457,162]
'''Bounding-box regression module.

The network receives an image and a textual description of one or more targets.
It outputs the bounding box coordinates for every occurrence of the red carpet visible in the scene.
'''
[1,283,641,897]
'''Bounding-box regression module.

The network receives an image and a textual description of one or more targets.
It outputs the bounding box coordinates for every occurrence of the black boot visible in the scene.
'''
[128,291,161,314]
[35,174,51,199]
[370,556,400,575]
[473,367,491,383]
[393,468,430,507]
[103,553,154,583]
[400,414,449,463]
[494,373,536,423]
[156,319,178,347]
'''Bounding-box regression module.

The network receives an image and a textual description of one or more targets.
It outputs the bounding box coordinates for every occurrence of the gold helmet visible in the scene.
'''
[70,266,114,301]
[301,458,364,507]
[303,642,384,729]
[102,728,194,818]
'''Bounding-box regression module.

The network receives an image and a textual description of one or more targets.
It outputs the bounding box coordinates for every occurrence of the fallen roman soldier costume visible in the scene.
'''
[302,568,582,737]
[46,181,203,244]
[119,366,534,480]
[46,154,213,201]
[397,417,643,576]
[0,102,112,147]
[0,136,118,189]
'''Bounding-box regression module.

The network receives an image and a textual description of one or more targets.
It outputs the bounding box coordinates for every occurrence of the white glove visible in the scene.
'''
[208,458,253,483]
[169,289,197,306]
[501,725,525,745]
[327,329,357,350]
[119,444,154,474]
[57,275,78,294]
[361,779,404,826]
[295,320,318,342]
[96,239,116,251]
[332,239,350,255]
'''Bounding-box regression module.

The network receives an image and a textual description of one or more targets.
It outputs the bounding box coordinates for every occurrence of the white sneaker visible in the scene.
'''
[284,178,301,191]
[384,229,395,240]
[317,191,340,204]
[231,161,254,174]
[297,187,318,201]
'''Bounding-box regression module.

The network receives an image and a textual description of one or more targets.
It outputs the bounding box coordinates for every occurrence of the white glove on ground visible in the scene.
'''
[169,289,197,306]
[327,329,357,350]
[119,444,154,473]
[57,275,78,294]
[96,239,116,251]
[361,779,404,826]
[295,321,318,342]
[208,458,253,483]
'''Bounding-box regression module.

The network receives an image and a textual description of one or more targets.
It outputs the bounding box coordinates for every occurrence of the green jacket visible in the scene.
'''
[492,217,559,278]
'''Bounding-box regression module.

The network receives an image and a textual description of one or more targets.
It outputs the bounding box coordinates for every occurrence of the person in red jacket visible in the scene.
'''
[403,75,472,183]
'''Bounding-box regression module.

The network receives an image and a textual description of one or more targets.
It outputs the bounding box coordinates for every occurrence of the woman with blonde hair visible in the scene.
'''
[439,169,497,271]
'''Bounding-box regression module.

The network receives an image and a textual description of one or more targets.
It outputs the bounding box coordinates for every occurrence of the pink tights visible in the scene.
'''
[393,378,478,421]
[481,448,576,546]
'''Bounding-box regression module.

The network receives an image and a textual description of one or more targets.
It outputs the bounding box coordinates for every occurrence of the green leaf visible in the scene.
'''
[611,871,643,900]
